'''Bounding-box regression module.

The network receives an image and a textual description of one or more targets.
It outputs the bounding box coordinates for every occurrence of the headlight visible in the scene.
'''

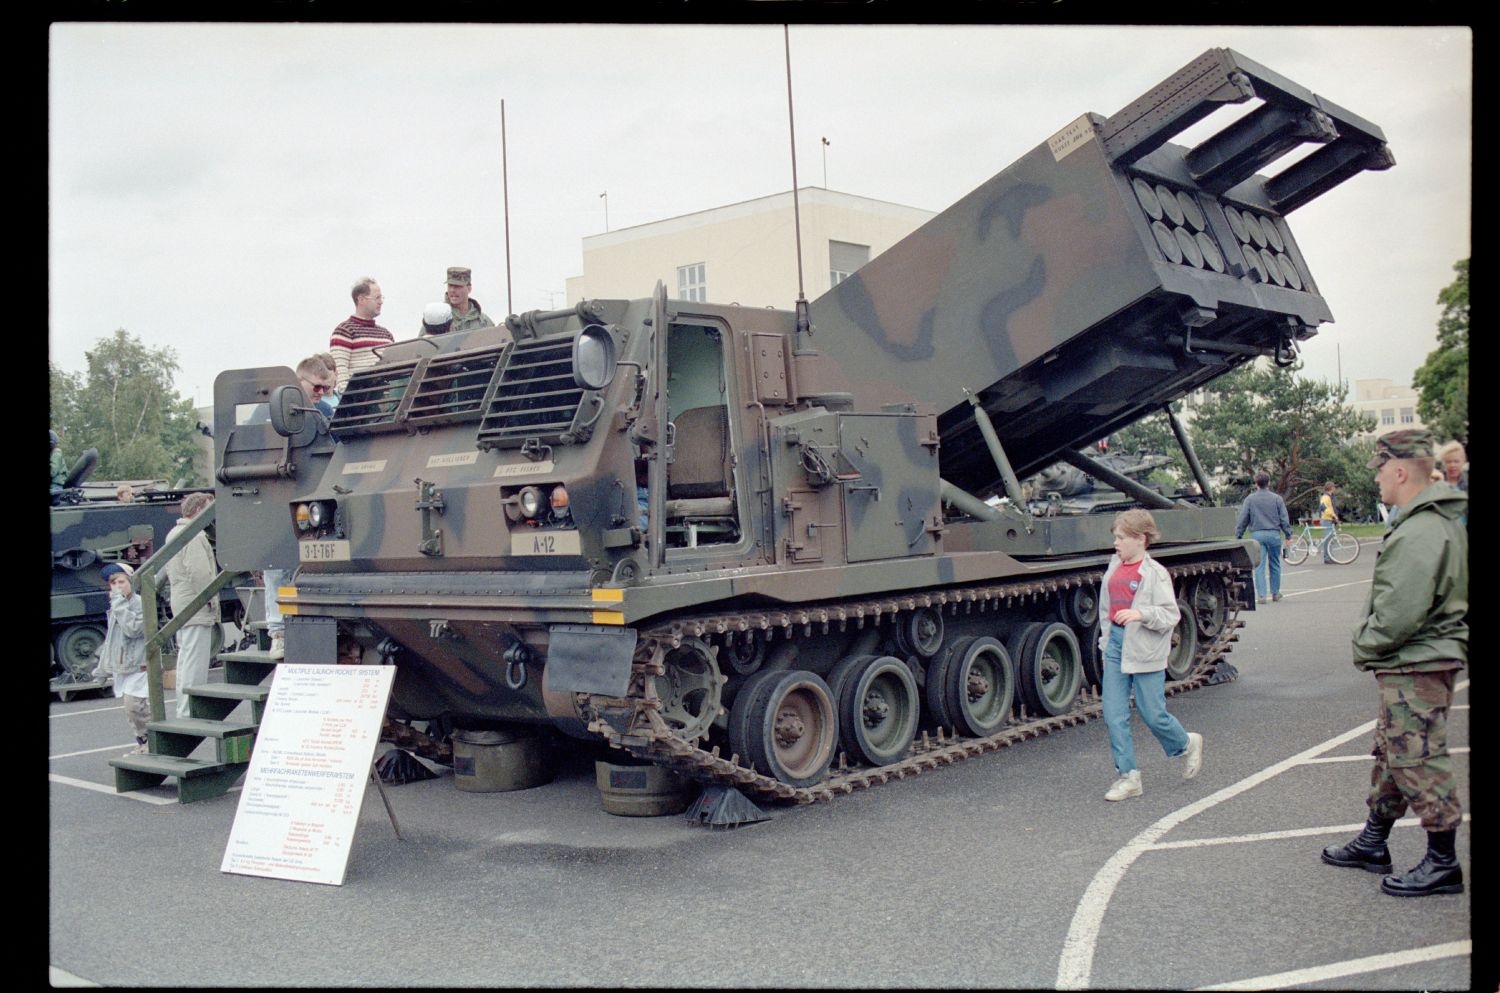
[518,486,545,519]
[572,325,617,391]
[308,501,329,528]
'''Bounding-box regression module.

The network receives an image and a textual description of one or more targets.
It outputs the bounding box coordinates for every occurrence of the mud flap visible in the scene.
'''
[544,625,637,696]
[284,616,336,664]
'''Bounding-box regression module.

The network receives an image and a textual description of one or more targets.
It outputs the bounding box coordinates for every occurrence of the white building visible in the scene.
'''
[565,187,936,307]
[1348,378,1425,438]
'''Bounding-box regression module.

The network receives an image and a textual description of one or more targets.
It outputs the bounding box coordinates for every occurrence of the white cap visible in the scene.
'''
[422,302,452,328]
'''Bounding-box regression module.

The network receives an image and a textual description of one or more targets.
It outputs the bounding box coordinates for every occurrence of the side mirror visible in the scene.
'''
[572,324,617,391]
[268,384,308,437]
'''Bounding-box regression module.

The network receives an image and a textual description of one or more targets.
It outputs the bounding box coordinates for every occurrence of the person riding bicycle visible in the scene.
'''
[1317,482,1341,564]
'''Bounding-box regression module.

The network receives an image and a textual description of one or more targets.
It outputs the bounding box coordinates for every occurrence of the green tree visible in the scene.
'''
[1189,363,1376,518]
[1412,258,1469,442]
[49,329,204,485]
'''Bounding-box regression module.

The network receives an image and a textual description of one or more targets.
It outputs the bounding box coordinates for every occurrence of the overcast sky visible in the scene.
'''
[49,23,1470,410]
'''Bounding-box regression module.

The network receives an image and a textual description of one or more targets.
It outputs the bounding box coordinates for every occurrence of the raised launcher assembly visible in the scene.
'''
[211,48,1391,811]
[805,47,1392,500]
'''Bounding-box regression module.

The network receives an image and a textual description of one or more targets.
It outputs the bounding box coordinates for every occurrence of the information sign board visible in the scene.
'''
[221,664,395,886]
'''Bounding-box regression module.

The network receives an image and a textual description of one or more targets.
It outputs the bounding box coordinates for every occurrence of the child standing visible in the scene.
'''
[1097,509,1204,801]
[93,562,150,754]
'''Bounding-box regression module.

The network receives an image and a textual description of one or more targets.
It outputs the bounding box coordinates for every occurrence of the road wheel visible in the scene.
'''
[1189,574,1230,641]
[1166,599,1199,681]
[1013,622,1082,716]
[922,640,958,731]
[1327,532,1360,564]
[727,669,787,768]
[942,636,1014,737]
[1077,619,1103,689]
[830,654,919,766]
[746,670,837,787]
[54,624,106,683]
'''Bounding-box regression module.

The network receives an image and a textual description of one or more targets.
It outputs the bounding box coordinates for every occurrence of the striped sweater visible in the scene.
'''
[329,316,394,392]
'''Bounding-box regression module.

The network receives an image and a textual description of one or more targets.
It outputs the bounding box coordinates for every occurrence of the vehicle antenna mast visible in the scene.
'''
[783,24,811,350]
[502,98,513,315]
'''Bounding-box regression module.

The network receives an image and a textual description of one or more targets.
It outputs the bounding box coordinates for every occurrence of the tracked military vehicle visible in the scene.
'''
[213,49,1391,804]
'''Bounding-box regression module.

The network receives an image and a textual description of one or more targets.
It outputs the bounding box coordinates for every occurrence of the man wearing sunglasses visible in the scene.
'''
[1322,429,1468,897]
[296,353,339,418]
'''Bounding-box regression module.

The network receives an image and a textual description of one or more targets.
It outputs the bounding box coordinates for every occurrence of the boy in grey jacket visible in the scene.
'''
[93,562,149,754]
[1096,509,1204,801]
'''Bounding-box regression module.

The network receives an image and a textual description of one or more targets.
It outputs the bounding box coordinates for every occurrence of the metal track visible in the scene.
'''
[588,561,1244,805]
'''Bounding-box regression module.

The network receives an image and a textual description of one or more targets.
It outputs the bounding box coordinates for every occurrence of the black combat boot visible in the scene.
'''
[1321,813,1395,873]
[1381,828,1463,897]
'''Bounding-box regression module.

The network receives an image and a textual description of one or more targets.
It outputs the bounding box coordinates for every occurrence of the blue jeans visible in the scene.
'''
[1250,529,1283,598]
[1319,523,1335,562]
[1102,625,1190,775]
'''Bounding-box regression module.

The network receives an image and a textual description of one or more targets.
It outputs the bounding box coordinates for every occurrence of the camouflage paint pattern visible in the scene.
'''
[1368,669,1463,831]
[210,48,1386,733]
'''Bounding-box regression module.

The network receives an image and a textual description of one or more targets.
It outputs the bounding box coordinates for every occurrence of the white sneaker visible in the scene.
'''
[1182,732,1204,779]
[1105,769,1142,801]
[268,632,285,660]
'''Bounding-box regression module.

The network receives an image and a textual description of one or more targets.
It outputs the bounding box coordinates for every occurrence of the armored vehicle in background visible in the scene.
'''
[50,455,237,698]
[1026,448,1194,517]
[212,48,1391,803]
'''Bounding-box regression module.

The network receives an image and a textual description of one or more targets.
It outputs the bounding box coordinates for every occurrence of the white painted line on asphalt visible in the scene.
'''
[1149,813,1470,851]
[1305,746,1468,764]
[49,773,176,805]
[1191,940,1471,991]
[50,697,180,719]
[51,743,147,760]
[1055,719,1374,989]
[1056,676,1469,989]
[1276,579,1372,597]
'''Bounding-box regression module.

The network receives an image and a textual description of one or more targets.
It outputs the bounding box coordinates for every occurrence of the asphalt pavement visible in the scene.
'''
[47,546,1478,989]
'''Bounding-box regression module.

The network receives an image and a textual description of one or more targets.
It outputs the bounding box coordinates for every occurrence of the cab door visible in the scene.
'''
[212,368,334,572]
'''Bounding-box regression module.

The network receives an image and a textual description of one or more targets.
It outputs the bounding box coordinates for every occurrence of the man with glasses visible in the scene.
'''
[296,353,339,418]
[329,277,391,394]
[1321,429,1468,897]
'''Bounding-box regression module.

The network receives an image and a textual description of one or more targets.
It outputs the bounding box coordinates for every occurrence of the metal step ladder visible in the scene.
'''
[108,602,279,804]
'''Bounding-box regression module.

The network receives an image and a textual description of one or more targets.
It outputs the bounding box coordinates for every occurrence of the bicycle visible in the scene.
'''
[1283,517,1360,565]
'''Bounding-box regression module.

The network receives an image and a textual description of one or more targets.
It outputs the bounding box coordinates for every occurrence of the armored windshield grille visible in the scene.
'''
[404,346,507,427]
[328,360,422,437]
[477,335,592,448]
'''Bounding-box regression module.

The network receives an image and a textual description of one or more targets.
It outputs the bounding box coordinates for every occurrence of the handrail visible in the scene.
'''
[132,502,250,723]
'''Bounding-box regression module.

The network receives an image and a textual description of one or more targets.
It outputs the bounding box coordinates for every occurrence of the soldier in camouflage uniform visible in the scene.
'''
[1321,429,1468,897]
[444,266,495,333]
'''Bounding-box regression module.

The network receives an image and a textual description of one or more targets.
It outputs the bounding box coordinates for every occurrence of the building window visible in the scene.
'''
[1400,407,1415,424]
[677,263,706,302]
[829,240,870,287]
[1380,408,1395,426]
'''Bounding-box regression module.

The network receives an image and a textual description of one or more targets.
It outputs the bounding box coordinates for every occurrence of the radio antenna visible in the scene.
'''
[502,99,513,315]
[783,25,811,347]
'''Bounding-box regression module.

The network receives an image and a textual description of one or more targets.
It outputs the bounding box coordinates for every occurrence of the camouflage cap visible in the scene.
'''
[445,267,472,286]
[1367,428,1435,468]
